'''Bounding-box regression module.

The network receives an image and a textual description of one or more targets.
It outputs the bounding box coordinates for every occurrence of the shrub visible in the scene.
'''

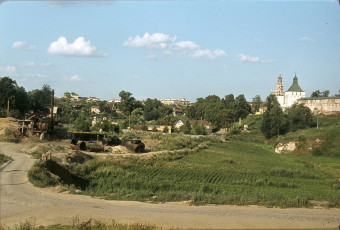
[28,162,59,187]
[0,153,11,164]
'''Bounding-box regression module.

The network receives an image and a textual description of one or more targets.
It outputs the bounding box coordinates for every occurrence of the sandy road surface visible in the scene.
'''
[1,142,340,229]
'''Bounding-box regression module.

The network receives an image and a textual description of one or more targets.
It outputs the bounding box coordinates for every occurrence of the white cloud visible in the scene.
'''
[299,36,315,42]
[163,50,173,56]
[20,61,52,67]
[64,75,84,82]
[123,32,176,49]
[146,54,157,60]
[26,73,47,79]
[238,53,262,63]
[171,41,199,50]
[27,45,38,50]
[12,41,37,50]
[0,65,18,76]
[12,41,27,49]
[188,49,226,60]
[39,62,52,67]
[20,61,36,67]
[48,37,106,57]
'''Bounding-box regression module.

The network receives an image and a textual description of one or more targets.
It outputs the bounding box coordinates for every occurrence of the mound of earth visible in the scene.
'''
[111,145,130,154]
[65,150,94,164]
[0,117,21,142]
[23,143,64,155]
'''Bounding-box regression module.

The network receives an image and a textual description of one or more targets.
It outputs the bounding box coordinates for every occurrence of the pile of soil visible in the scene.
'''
[0,117,21,142]
[111,146,130,154]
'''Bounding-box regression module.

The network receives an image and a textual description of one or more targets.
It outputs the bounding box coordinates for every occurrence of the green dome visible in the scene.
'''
[287,75,304,92]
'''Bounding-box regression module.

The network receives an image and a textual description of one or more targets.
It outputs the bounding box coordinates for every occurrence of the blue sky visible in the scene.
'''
[1,0,339,102]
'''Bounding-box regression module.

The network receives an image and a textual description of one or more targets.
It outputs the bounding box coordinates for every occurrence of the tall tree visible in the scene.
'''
[202,95,224,127]
[251,95,262,113]
[217,109,233,128]
[28,85,53,113]
[234,94,252,120]
[261,95,289,139]
[286,104,314,131]
[118,91,136,116]
[144,98,162,121]
[223,94,235,110]
[0,76,17,110]
[311,90,330,98]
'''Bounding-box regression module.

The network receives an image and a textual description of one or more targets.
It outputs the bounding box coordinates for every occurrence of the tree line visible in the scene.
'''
[2,76,335,139]
[0,76,53,118]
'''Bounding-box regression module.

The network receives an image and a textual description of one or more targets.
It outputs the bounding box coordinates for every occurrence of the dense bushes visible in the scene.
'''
[28,162,60,187]
[261,95,314,139]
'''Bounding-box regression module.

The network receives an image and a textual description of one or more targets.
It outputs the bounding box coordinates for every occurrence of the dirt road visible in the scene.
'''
[1,142,340,229]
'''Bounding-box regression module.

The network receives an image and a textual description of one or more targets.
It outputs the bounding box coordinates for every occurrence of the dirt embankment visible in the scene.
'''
[0,117,21,142]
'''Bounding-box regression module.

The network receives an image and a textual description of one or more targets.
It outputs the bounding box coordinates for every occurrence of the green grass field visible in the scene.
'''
[75,138,339,208]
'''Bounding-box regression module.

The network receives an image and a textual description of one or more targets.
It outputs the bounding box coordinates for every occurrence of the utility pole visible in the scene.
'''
[7,99,10,114]
[49,90,55,131]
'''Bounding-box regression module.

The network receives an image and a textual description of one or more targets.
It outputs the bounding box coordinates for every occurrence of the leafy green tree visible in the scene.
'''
[251,95,262,113]
[130,107,144,125]
[311,90,330,98]
[286,103,314,131]
[261,95,289,139]
[63,92,72,102]
[193,98,205,120]
[92,119,117,133]
[222,94,236,121]
[186,105,197,119]
[144,98,172,121]
[0,77,30,117]
[144,98,161,121]
[73,115,92,132]
[217,109,233,128]
[0,76,17,109]
[234,94,252,120]
[180,120,192,134]
[223,94,235,110]
[158,105,173,119]
[158,114,175,126]
[118,91,137,116]
[28,85,53,113]
[202,95,224,128]
[192,121,207,135]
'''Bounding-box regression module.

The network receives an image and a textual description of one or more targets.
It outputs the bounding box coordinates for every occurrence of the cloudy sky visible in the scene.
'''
[1,0,339,102]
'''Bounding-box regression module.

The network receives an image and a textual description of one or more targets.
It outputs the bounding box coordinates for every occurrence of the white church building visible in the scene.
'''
[271,74,306,108]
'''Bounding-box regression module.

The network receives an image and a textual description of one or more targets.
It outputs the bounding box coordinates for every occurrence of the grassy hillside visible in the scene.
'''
[73,138,339,208]
[29,115,340,208]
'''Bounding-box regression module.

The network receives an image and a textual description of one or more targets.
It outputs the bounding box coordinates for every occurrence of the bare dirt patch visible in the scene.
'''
[0,117,21,142]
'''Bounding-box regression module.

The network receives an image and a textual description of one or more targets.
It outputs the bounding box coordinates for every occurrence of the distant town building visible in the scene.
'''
[160,98,190,107]
[69,92,79,101]
[90,106,100,114]
[271,74,306,108]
